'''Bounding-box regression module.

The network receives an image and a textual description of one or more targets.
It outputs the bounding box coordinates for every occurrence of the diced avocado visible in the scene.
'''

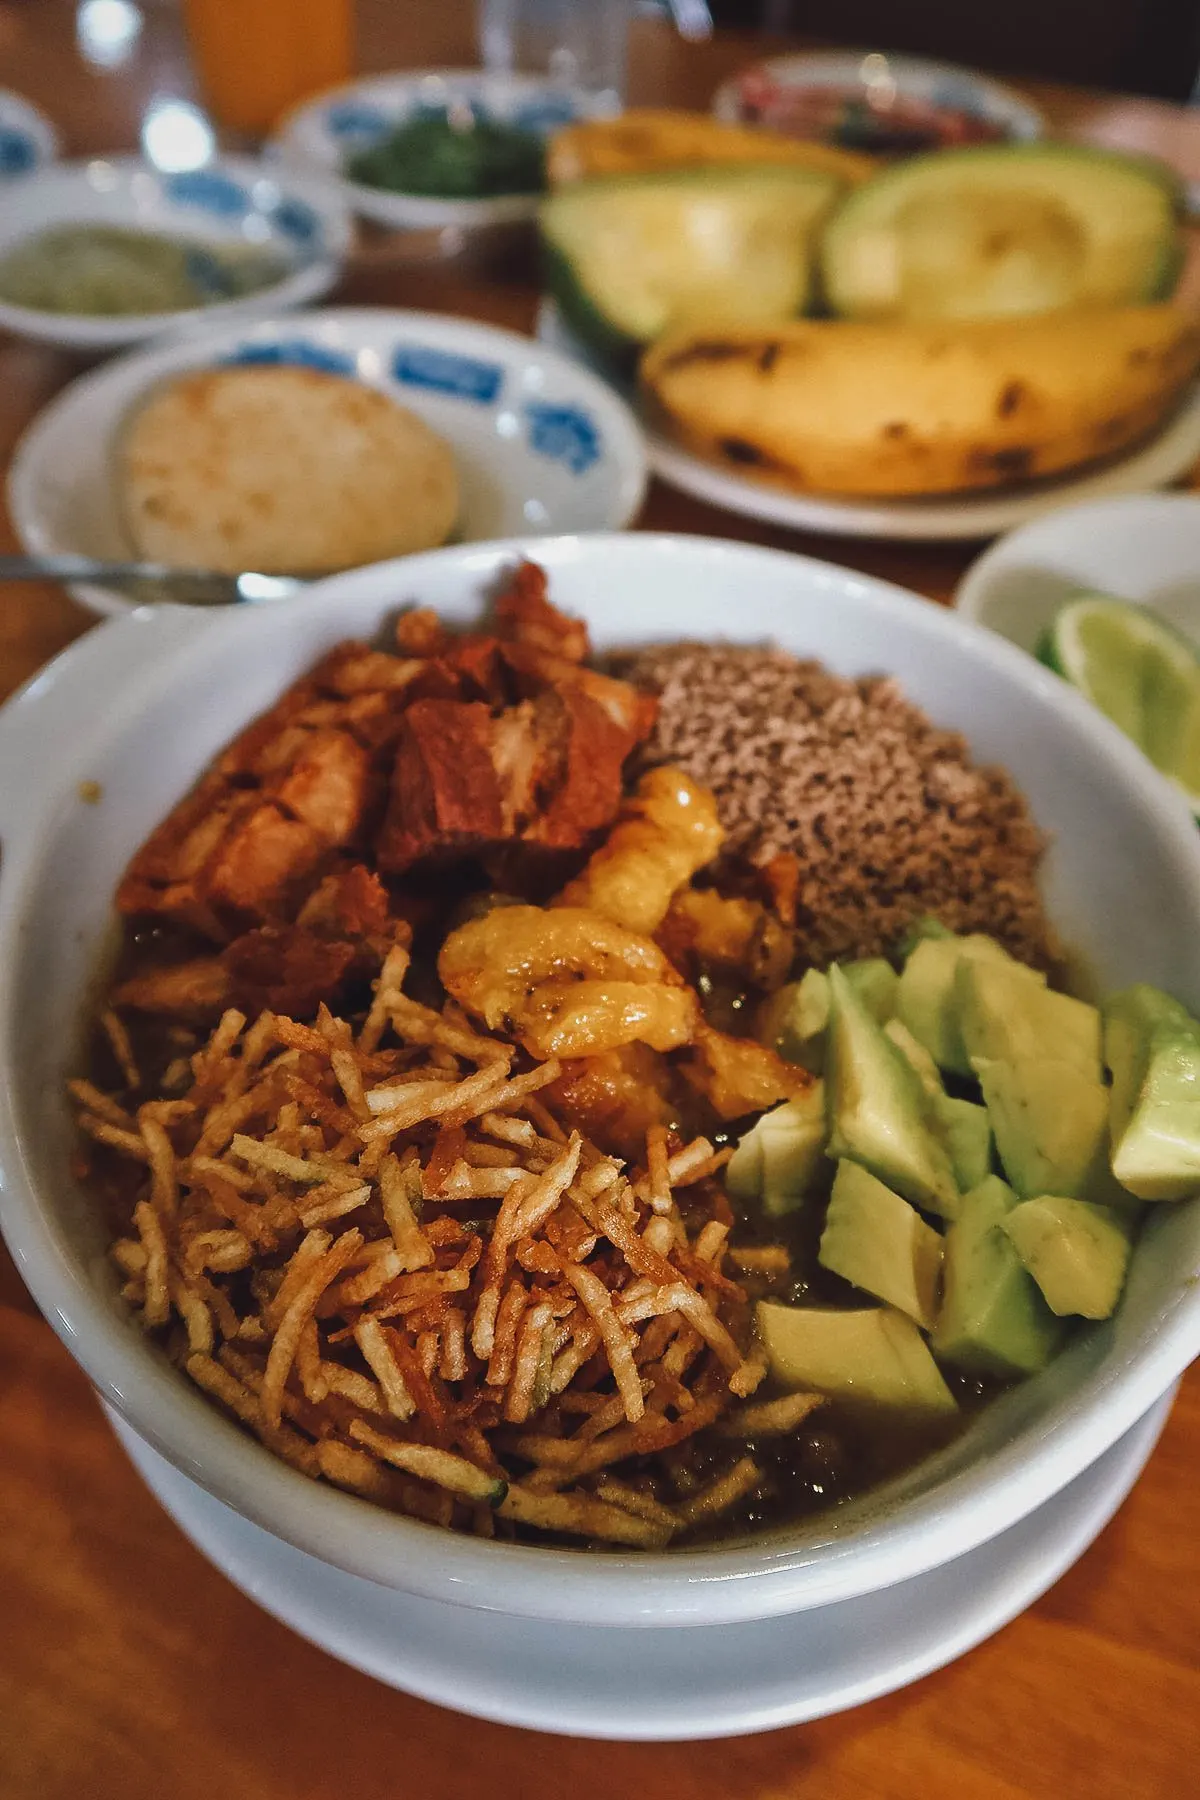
[972,1055,1111,1200]
[884,1017,942,1095]
[826,964,961,1219]
[958,959,1102,1080]
[932,1175,1064,1378]
[894,914,956,960]
[1109,1025,1200,1202]
[819,1159,943,1328]
[757,1299,958,1417]
[757,968,830,1069]
[939,1096,993,1193]
[1103,983,1193,1144]
[1001,1194,1139,1319]
[726,1084,827,1217]
[820,141,1184,325]
[1101,984,1200,1199]
[541,162,849,368]
[897,933,1039,1075]
[758,960,897,1072]
[886,1018,993,1193]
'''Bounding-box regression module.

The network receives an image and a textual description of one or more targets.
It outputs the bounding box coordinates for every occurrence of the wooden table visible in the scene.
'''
[0,4,1197,1793]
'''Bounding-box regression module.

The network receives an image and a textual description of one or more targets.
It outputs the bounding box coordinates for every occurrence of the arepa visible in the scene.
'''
[120,364,459,573]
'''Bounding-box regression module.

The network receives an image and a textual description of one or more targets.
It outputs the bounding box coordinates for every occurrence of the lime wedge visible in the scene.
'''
[1037,595,1200,815]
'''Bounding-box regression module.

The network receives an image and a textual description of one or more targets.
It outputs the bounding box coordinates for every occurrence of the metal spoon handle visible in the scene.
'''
[0,554,303,606]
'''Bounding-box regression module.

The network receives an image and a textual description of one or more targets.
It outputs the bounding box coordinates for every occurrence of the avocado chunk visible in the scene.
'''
[757,1299,958,1417]
[972,1055,1111,1200]
[885,1019,994,1193]
[1103,983,1193,1143]
[897,933,1040,1076]
[819,1159,943,1328]
[725,1085,827,1217]
[958,958,1102,1080]
[820,141,1184,324]
[1102,985,1200,1199]
[932,1175,1064,1377]
[1001,1194,1139,1319]
[894,914,956,960]
[541,162,849,367]
[826,964,961,1219]
[938,1096,994,1193]
[760,959,897,1072]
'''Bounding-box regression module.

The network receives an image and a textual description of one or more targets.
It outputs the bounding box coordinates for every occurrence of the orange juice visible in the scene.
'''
[183,0,354,136]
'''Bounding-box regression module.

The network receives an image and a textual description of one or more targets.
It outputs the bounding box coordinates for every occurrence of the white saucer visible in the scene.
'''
[109,1392,1172,1741]
[9,306,647,615]
[537,299,1200,543]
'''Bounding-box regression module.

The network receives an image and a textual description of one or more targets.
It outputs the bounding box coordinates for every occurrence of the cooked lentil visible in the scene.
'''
[618,643,1056,970]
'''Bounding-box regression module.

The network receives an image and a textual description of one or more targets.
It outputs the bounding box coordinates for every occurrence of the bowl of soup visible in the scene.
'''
[0,532,1196,1630]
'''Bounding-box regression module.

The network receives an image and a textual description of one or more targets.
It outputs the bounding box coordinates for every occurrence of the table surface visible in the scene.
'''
[0,3,1197,1794]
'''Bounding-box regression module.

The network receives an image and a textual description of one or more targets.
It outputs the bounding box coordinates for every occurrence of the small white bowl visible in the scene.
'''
[0,89,59,181]
[0,155,351,351]
[8,306,648,614]
[0,533,1197,1637]
[954,492,1200,653]
[272,68,610,231]
[712,50,1043,151]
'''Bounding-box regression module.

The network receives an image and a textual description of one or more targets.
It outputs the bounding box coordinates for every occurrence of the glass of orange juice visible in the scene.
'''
[183,0,355,138]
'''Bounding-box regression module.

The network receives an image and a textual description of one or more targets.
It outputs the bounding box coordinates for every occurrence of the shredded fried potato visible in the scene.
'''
[79,977,768,1548]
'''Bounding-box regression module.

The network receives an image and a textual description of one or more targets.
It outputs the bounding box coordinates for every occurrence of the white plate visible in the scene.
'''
[273,69,611,231]
[954,491,1200,652]
[108,1392,1172,1740]
[8,306,648,614]
[712,50,1043,147]
[0,89,59,180]
[0,155,351,351]
[537,299,1200,543]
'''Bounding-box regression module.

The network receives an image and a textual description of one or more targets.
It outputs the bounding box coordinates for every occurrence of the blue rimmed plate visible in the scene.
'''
[272,68,613,231]
[8,305,648,614]
[0,155,352,351]
[0,89,58,182]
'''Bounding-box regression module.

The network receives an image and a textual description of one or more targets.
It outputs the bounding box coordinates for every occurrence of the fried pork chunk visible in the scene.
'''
[115,567,656,968]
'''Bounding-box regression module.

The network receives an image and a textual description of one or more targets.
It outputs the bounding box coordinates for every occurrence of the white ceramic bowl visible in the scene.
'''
[0,89,59,181]
[712,50,1043,148]
[8,307,648,615]
[0,533,1198,1632]
[273,69,610,231]
[955,491,1200,652]
[0,155,351,350]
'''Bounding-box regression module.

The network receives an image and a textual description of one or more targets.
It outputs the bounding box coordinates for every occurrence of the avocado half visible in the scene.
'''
[539,161,850,373]
[819,140,1185,324]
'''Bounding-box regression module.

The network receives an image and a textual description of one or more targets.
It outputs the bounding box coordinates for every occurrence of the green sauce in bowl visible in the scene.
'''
[0,224,292,315]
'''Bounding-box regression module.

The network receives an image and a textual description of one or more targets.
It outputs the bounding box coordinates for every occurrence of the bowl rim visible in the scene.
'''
[954,490,1200,640]
[1,530,1197,1628]
[0,153,353,348]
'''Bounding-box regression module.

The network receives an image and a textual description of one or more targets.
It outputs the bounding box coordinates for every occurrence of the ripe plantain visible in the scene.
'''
[546,108,875,188]
[640,305,1200,497]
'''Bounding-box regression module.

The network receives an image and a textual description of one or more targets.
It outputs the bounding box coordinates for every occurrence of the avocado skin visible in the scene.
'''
[541,239,641,379]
